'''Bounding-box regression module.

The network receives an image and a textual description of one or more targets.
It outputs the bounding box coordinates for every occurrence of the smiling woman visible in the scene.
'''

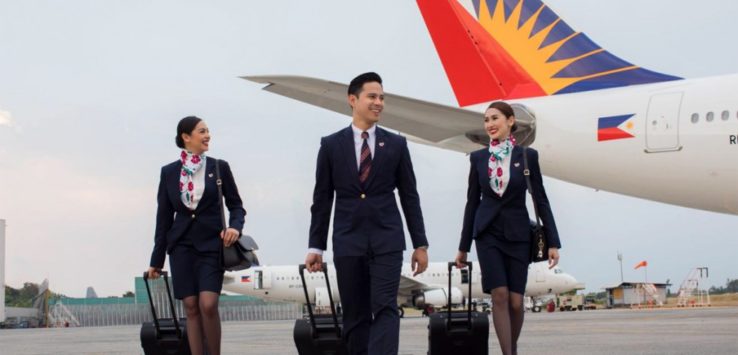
[146,115,247,355]
[456,100,561,355]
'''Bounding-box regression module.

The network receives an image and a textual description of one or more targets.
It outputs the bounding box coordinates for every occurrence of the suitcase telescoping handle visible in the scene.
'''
[298,263,341,338]
[143,271,182,339]
[447,261,473,328]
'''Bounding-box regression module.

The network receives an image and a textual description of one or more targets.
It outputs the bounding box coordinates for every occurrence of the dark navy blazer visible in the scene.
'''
[309,126,428,257]
[149,157,246,268]
[459,146,560,252]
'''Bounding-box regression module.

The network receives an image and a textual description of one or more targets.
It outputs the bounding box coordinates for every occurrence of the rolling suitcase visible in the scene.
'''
[428,261,489,354]
[293,263,348,355]
[140,271,191,355]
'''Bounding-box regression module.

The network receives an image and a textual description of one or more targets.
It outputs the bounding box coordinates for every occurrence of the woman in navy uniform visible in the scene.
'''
[455,101,561,355]
[147,116,246,355]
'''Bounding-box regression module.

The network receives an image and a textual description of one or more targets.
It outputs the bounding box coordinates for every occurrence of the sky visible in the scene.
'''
[1,0,737,298]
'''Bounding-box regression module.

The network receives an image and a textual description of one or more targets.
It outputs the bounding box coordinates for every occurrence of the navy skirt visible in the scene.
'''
[475,231,530,295]
[168,230,224,300]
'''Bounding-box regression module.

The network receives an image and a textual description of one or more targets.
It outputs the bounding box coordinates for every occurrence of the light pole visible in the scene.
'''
[617,251,623,283]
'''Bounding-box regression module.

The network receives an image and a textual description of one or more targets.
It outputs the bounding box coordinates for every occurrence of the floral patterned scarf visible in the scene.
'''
[488,136,516,196]
[179,150,204,209]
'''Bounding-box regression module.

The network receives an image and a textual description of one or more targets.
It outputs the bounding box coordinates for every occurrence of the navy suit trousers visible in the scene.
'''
[334,251,403,355]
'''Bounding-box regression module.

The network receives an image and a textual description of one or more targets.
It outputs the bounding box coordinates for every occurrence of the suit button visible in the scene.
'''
[360,194,366,199]
[191,214,196,219]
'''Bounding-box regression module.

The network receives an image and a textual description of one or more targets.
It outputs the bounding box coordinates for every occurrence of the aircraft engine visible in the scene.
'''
[413,287,463,308]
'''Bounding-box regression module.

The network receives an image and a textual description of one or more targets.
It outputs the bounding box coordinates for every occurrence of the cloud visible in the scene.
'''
[0,108,14,127]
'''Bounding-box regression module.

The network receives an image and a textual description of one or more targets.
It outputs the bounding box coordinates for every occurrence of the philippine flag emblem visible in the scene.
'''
[598,114,635,142]
[241,276,251,283]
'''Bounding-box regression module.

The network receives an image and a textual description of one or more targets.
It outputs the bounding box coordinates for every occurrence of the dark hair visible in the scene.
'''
[486,101,517,132]
[175,116,203,148]
[347,72,382,97]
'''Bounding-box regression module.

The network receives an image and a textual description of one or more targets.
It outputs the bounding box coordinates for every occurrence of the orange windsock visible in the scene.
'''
[634,260,648,269]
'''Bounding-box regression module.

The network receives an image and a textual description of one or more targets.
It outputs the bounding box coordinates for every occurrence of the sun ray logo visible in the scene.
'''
[598,114,635,141]
[241,276,251,283]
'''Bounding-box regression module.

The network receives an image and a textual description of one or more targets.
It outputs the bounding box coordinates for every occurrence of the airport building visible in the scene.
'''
[604,282,670,308]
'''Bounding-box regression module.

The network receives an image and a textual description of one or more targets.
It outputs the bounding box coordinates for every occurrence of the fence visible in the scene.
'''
[53,302,302,327]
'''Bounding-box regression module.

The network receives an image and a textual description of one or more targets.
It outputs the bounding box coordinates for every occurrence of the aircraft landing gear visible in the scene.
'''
[398,307,405,318]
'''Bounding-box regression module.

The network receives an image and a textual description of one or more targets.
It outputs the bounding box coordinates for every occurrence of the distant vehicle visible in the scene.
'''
[583,296,599,310]
[558,294,584,312]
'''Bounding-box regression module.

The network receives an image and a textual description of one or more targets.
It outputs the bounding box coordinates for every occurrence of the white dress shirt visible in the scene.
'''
[308,124,377,256]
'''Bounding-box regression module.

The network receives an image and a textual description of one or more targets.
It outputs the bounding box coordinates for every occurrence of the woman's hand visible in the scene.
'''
[548,248,560,269]
[147,267,161,280]
[221,227,240,247]
[455,251,468,269]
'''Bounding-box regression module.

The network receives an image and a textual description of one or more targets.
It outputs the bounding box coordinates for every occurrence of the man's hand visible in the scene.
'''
[411,247,428,276]
[548,248,560,269]
[455,251,468,269]
[305,253,323,273]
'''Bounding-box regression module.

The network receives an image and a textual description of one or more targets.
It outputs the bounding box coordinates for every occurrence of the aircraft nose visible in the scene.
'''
[567,275,586,289]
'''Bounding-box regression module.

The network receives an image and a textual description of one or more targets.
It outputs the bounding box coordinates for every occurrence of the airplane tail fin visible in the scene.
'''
[416,0,681,106]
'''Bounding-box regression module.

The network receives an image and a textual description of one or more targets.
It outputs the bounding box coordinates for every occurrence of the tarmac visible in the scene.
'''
[1,307,737,354]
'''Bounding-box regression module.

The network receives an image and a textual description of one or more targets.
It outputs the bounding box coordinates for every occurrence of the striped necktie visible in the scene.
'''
[359,131,372,184]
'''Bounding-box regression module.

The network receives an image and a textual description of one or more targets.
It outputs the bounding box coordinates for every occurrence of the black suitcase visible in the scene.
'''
[428,261,489,354]
[140,271,191,355]
[293,263,348,355]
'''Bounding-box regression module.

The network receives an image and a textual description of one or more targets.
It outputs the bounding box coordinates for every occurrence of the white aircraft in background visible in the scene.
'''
[223,261,583,315]
[244,0,738,215]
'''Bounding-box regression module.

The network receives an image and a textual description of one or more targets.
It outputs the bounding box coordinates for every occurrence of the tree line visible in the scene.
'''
[708,279,738,294]
[5,282,135,307]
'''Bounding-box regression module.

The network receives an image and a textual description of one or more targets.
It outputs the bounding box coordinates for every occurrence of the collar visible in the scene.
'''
[351,123,376,139]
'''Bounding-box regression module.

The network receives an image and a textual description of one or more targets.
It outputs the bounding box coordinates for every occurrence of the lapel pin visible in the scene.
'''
[208,173,214,178]
[379,142,385,147]
[514,162,520,168]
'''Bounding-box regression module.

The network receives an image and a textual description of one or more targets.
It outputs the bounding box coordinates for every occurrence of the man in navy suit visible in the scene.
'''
[305,72,429,355]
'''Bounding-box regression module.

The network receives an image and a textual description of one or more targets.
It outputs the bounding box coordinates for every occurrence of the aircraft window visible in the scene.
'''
[722,110,730,121]
[690,113,699,123]
[706,111,714,122]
